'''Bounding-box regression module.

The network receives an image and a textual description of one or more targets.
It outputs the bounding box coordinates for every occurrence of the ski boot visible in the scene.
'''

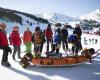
[1,62,11,67]
[18,55,22,59]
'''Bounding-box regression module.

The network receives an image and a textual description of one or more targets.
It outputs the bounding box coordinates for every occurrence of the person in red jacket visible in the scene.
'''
[45,24,53,52]
[0,23,12,67]
[11,26,22,60]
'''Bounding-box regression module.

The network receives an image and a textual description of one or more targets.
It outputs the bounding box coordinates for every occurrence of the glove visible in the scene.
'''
[0,46,4,49]
[7,46,12,54]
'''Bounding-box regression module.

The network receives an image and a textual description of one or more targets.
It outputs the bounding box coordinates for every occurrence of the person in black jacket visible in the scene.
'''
[73,24,82,50]
[61,24,68,51]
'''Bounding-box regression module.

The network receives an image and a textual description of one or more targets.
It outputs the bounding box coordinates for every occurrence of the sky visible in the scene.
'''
[0,0,100,17]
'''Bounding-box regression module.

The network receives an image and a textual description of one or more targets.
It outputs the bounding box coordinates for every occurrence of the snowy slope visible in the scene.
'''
[36,12,80,23]
[80,8,100,22]
[15,13,37,26]
[0,7,48,33]
[15,13,48,32]
[0,13,48,34]
[0,32,100,80]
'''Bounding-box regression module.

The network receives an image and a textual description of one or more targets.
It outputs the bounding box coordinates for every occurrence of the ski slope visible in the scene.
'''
[0,33,100,80]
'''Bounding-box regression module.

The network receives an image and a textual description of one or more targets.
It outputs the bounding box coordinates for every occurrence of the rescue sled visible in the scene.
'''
[32,48,100,67]
[19,48,100,68]
[32,56,87,67]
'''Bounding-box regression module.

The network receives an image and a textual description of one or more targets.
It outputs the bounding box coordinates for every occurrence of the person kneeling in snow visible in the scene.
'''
[0,23,12,67]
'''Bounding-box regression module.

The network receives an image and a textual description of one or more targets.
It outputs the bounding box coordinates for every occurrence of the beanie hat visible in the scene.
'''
[0,23,6,28]
[13,26,19,31]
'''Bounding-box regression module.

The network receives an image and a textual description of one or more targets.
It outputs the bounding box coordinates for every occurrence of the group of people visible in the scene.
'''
[0,22,82,67]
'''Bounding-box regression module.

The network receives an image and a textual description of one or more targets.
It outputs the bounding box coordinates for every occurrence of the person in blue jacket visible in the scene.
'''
[49,24,61,55]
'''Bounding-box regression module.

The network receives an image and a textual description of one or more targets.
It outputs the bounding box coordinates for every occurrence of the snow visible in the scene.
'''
[80,9,100,22]
[0,10,100,79]
[0,15,48,34]
[0,33,100,80]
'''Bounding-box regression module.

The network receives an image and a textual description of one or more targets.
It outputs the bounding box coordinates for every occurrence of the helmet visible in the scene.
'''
[0,23,6,27]
[54,23,61,27]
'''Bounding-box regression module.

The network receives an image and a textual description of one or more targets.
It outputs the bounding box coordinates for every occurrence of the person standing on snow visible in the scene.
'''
[44,24,53,53]
[68,34,79,62]
[61,24,68,51]
[10,26,22,60]
[73,24,82,50]
[68,34,79,56]
[23,27,32,54]
[32,26,44,57]
[0,23,12,67]
[48,23,61,56]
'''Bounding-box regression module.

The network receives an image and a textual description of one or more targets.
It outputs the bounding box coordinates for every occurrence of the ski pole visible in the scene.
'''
[92,49,100,58]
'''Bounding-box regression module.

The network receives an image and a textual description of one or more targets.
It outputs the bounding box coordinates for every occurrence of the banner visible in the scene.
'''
[82,34,100,50]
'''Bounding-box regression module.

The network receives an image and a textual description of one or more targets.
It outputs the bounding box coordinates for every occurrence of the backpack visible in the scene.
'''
[54,35,61,44]
[68,34,77,43]
[34,31,42,44]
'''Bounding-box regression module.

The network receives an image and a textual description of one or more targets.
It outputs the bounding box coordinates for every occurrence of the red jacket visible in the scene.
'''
[23,31,32,44]
[45,29,53,40]
[11,31,21,46]
[0,30,8,47]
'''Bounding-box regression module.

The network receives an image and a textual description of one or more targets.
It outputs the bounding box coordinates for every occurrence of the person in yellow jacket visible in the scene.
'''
[23,27,32,53]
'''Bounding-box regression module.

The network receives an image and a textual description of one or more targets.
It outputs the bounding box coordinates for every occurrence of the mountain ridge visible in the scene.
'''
[80,8,100,22]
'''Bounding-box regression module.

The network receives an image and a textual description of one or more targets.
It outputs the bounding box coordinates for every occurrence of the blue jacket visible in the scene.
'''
[53,35,61,44]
